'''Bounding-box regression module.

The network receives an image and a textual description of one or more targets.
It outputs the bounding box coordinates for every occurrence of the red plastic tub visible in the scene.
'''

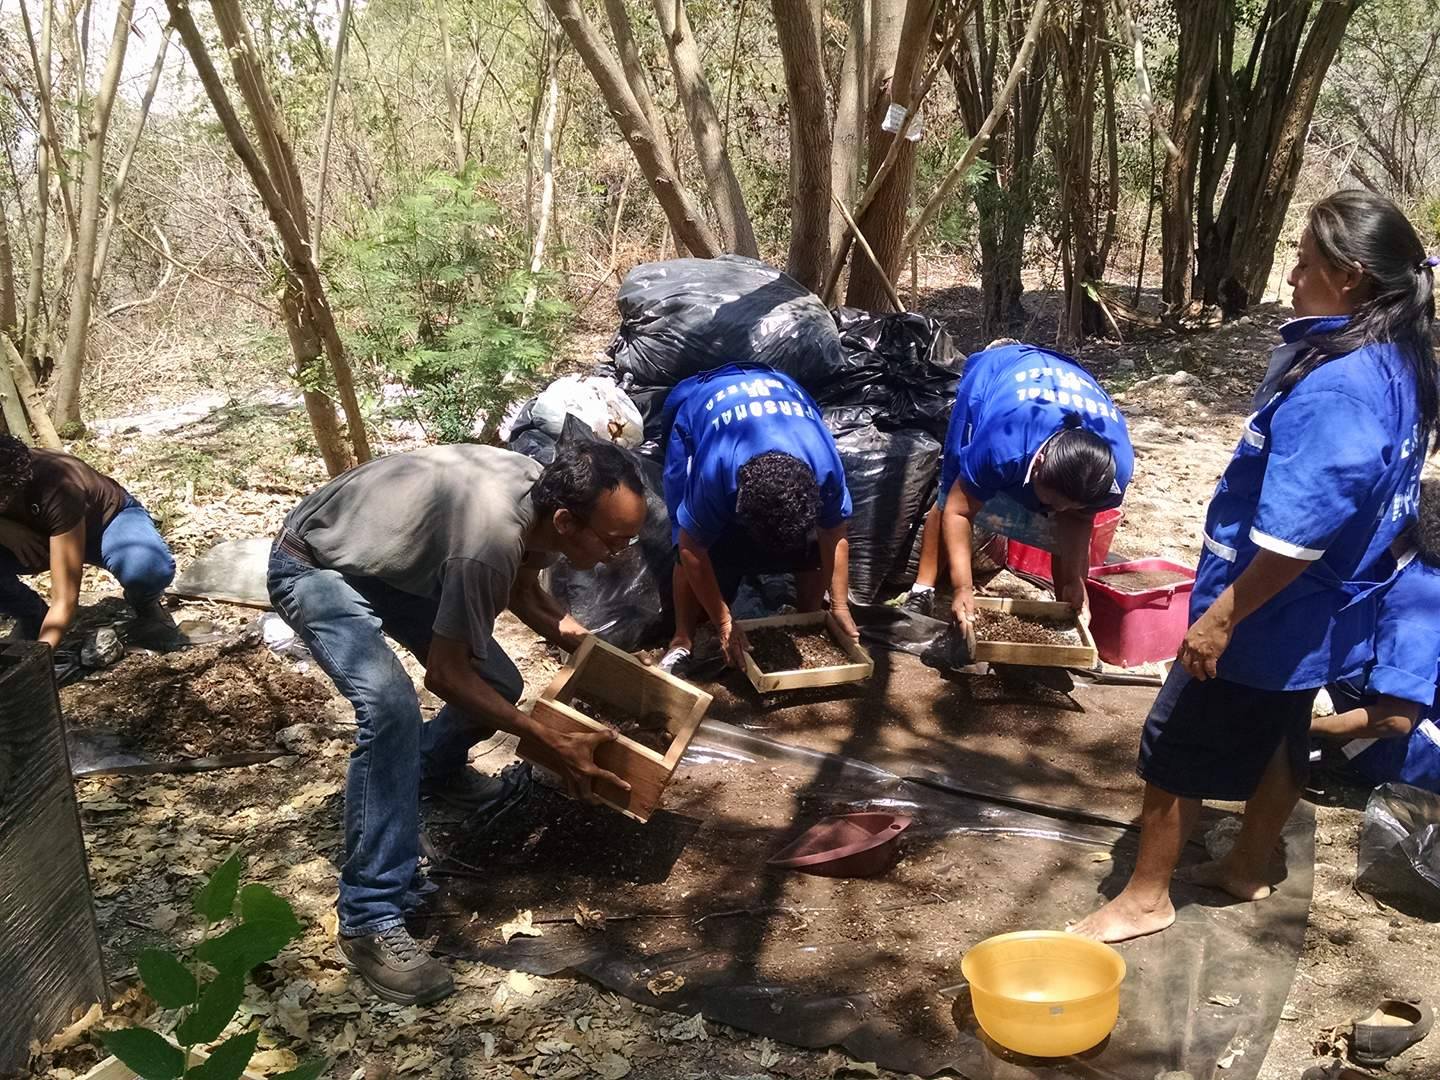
[1085,558,1196,667]
[1006,508,1123,583]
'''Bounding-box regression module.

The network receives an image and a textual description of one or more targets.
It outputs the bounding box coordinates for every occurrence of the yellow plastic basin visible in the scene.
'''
[960,931,1126,1058]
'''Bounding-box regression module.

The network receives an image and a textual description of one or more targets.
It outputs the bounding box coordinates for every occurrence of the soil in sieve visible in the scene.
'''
[974,608,1082,646]
[570,696,674,754]
[747,627,854,672]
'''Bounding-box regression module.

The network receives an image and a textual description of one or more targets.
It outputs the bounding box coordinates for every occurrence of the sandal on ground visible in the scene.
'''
[1350,996,1433,1065]
[1300,1062,1377,1080]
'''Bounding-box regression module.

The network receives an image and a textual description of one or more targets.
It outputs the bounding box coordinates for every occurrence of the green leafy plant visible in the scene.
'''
[100,851,326,1080]
[329,167,569,444]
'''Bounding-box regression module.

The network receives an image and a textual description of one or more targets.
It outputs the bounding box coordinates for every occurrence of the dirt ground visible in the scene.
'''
[15,280,1440,1080]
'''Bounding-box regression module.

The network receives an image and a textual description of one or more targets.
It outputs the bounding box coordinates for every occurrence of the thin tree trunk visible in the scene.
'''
[19,0,55,369]
[209,0,370,468]
[1096,41,1119,276]
[522,60,561,326]
[312,0,353,255]
[0,199,18,342]
[166,0,360,474]
[92,27,171,292]
[2,337,61,447]
[721,0,749,148]
[830,0,870,257]
[52,0,135,432]
[772,0,831,292]
[1226,0,1356,305]
[905,0,1049,256]
[18,0,78,240]
[438,1,467,171]
[603,0,676,172]
[1158,0,1222,310]
[545,0,720,257]
[845,0,938,311]
[1135,123,1155,305]
[651,0,758,256]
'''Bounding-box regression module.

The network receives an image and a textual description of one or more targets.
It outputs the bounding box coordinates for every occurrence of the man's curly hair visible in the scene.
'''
[1416,476,1440,565]
[0,434,33,510]
[736,451,820,554]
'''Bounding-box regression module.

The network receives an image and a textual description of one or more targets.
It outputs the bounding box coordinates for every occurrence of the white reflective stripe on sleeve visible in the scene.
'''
[1242,425,1265,449]
[1341,737,1378,760]
[1419,719,1440,750]
[1202,533,1238,562]
[1249,528,1325,561]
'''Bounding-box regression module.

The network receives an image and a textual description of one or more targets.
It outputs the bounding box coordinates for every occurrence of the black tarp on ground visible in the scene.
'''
[432,721,1314,1079]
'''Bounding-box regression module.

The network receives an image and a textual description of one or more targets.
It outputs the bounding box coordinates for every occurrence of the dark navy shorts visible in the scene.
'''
[1137,664,1318,801]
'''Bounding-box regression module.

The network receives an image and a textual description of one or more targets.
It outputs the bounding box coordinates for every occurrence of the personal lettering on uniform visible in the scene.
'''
[704,376,817,431]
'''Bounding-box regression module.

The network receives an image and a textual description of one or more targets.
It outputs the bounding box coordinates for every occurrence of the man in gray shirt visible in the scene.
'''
[268,440,647,1005]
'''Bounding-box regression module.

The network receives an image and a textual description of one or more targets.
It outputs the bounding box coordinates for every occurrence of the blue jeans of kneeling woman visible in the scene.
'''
[0,495,175,637]
[266,545,523,937]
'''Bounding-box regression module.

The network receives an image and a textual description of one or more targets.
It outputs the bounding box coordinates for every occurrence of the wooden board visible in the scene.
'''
[516,636,712,823]
[735,610,875,693]
[81,1039,266,1080]
[971,595,1098,669]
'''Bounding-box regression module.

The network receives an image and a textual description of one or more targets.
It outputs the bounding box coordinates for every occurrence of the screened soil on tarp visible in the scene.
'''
[1094,568,1193,592]
[569,696,674,754]
[60,640,329,757]
[975,608,1082,646]
[430,729,1316,1079]
[748,626,854,672]
[699,650,1155,823]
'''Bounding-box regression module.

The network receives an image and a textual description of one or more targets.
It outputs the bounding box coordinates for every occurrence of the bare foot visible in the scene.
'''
[1175,858,1273,901]
[1068,891,1175,943]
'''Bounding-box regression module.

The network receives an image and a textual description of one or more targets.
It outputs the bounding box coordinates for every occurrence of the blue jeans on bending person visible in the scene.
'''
[0,495,175,638]
[266,545,523,937]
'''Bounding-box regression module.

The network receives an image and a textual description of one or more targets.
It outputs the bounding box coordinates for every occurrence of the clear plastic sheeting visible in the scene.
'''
[0,643,108,1069]
[432,720,1314,1079]
[1357,782,1440,915]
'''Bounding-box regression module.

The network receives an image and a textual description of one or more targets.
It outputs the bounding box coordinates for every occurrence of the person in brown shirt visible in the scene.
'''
[0,435,176,649]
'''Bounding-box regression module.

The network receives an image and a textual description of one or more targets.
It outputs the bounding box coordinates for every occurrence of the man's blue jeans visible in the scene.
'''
[266,546,523,936]
[0,496,176,637]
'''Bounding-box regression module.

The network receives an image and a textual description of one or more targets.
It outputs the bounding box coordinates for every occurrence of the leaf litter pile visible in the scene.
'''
[61,638,330,757]
[748,626,853,672]
[974,608,1082,646]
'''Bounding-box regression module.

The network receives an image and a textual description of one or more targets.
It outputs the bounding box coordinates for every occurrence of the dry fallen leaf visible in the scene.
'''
[148,905,181,932]
[249,1048,298,1072]
[834,1061,881,1078]
[1208,993,1240,1008]
[1089,851,1113,863]
[575,902,606,931]
[646,971,686,995]
[758,1039,781,1067]
[38,1003,104,1053]
[500,909,543,944]
[668,1013,708,1041]
[592,1052,632,1079]
[1280,1003,1300,1022]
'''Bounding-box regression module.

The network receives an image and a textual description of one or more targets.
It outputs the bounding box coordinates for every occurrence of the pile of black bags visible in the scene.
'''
[511,256,963,647]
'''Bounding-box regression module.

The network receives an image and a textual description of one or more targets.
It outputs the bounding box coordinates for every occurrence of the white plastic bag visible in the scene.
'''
[531,375,644,448]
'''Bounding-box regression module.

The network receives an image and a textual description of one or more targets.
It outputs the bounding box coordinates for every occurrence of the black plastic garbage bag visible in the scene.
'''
[608,256,843,391]
[823,308,964,437]
[540,424,674,652]
[505,397,558,465]
[1357,782,1440,915]
[828,416,942,604]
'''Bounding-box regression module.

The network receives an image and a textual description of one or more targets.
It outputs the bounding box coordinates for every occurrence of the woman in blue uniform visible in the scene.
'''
[1073,190,1439,943]
[659,364,854,669]
[936,342,1133,639]
[1313,480,1440,794]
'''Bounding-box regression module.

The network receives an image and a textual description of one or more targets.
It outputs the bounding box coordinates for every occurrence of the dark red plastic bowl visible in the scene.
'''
[767,812,913,877]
